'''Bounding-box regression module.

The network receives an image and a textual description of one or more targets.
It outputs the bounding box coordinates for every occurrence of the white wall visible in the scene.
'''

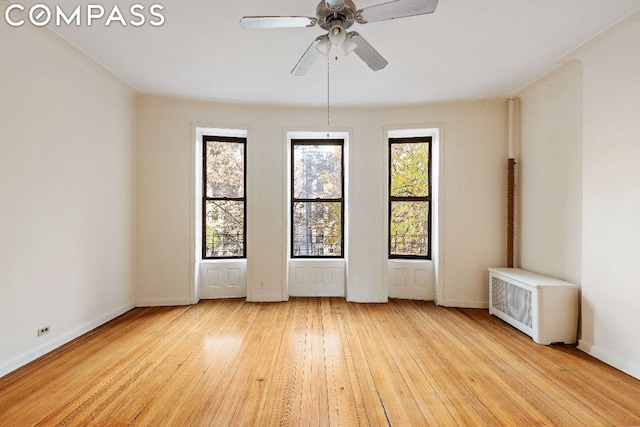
[516,12,640,379]
[576,13,640,379]
[136,96,506,306]
[0,22,137,376]
[517,61,583,284]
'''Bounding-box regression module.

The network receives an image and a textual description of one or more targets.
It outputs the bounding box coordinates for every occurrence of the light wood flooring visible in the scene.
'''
[1,298,639,426]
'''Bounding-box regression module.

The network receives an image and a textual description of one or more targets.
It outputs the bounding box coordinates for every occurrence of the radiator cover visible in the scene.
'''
[489,268,579,345]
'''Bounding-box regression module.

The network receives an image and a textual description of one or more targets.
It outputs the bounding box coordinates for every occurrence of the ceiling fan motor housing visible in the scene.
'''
[316,0,357,31]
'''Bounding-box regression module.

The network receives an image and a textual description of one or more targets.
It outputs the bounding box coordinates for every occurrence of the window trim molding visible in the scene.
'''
[290,138,345,259]
[202,135,247,259]
[388,136,433,260]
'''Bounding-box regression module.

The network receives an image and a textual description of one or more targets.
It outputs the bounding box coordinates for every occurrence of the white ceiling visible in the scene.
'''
[44,0,640,106]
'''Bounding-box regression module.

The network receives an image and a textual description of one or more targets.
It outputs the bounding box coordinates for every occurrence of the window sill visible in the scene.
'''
[200,258,247,264]
[389,259,433,264]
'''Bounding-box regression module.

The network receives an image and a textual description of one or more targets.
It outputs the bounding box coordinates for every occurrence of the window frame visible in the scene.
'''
[388,136,432,260]
[290,138,345,259]
[202,135,247,259]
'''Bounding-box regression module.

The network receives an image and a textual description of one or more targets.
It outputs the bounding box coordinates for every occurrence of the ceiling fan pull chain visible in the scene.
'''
[327,51,331,137]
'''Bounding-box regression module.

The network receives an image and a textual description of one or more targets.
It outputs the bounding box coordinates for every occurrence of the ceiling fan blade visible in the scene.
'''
[349,32,388,71]
[291,36,327,76]
[239,16,317,29]
[357,0,438,24]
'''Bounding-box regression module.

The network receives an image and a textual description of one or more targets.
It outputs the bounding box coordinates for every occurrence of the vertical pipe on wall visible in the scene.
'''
[507,97,517,268]
[508,97,515,157]
[507,158,516,268]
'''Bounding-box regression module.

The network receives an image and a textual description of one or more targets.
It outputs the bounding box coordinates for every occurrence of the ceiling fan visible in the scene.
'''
[240,0,438,76]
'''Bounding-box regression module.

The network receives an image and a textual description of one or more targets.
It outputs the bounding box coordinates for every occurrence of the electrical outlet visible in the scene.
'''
[37,326,50,337]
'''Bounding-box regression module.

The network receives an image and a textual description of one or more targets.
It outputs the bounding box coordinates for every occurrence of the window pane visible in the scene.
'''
[206,140,244,198]
[205,200,245,257]
[390,201,429,257]
[293,144,342,199]
[390,142,429,197]
[292,201,342,257]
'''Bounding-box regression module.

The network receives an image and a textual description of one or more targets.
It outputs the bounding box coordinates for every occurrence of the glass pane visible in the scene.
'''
[390,142,429,197]
[390,201,429,257]
[293,144,342,199]
[292,201,342,257]
[206,140,244,198]
[205,200,245,257]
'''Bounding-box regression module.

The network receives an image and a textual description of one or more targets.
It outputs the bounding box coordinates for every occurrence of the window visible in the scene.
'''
[203,136,246,258]
[389,136,431,259]
[291,139,344,258]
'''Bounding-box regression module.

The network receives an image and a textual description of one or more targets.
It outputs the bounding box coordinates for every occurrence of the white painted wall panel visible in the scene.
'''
[388,261,435,300]
[288,260,345,297]
[200,261,247,299]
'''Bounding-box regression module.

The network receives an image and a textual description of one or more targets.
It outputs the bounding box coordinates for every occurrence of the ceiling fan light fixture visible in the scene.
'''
[341,34,357,56]
[316,36,332,56]
[328,21,347,45]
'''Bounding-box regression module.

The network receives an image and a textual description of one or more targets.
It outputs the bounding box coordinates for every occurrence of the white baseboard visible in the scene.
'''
[578,340,640,381]
[246,295,287,303]
[346,295,387,303]
[437,299,489,309]
[135,298,192,307]
[0,303,134,379]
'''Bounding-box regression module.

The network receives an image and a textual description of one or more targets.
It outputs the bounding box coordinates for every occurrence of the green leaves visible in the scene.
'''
[390,139,430,258]
[390,142,429,197]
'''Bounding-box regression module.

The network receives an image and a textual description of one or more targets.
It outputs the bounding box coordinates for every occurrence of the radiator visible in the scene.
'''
[489,268,579,345]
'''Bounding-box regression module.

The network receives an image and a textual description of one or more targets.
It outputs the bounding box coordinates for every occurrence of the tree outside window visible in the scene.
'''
[389,137,431,259]
[291,139,344,258]
[203,136,246,258]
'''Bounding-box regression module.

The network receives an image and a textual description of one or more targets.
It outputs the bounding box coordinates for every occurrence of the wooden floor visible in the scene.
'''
[1,299,640,426]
